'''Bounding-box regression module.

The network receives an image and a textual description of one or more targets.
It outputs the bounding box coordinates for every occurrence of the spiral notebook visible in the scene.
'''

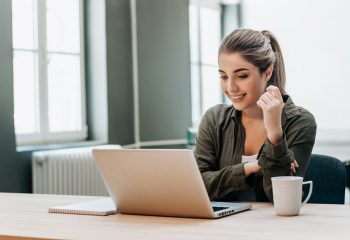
[48,198,117,216]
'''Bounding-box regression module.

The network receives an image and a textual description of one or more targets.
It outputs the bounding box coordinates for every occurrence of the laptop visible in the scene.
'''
[92,148,252,219]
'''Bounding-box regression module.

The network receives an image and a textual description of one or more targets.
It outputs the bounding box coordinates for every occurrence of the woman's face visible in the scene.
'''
[218,52,269,112]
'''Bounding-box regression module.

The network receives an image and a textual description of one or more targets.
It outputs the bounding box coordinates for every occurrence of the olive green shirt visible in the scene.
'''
[194,96,317,202]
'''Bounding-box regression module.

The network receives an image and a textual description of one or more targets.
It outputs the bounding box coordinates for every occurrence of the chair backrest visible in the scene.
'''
[304,154,346,204]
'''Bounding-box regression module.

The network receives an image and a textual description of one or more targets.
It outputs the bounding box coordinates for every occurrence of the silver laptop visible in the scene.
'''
[92,148,252,219]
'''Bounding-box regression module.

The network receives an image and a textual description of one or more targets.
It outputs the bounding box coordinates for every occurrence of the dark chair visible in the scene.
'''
[304,154,346,204]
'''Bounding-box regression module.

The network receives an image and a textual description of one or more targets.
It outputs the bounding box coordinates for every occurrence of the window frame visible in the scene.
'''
[13,0,87,146]
[190,1,223,127]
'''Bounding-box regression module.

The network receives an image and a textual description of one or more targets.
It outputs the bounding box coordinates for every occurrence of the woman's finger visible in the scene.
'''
[294,160,299,168]
[266,85,282,100]
[264,91,275,101]
[256,98,267,109]
[291,163,296,173]
[260,94,272,104]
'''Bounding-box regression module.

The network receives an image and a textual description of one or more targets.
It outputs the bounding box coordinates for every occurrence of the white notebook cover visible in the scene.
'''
[48,198,117,216]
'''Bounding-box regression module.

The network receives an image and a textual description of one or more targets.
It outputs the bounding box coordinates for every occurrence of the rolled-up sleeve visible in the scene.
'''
[195,112,251,200]
[258,112,317,201]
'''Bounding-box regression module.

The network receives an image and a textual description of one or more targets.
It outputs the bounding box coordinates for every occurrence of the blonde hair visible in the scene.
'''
[219,29,286,95]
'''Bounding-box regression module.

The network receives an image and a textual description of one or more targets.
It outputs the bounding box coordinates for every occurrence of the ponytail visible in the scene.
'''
[261,30,286,95]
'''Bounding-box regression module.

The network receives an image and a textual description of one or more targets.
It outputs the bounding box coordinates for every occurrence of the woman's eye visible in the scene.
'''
[238,75,248,79]
[220,75,228,80]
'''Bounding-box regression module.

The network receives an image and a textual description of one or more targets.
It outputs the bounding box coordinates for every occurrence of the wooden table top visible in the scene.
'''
[0,193,349,240]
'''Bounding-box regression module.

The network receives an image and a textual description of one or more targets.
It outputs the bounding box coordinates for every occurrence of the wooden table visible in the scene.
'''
[0,193,349,240]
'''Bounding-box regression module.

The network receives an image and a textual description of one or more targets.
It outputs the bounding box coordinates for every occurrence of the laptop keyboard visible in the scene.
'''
[212,206,230,212]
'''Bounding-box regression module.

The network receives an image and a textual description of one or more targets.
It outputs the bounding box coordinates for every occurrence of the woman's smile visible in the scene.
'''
[229,93,246,102]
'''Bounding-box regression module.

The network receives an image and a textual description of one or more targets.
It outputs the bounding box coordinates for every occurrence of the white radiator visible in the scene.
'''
[32,145,120,196]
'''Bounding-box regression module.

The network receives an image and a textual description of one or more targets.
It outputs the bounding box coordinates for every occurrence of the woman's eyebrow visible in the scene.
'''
[218,68,249,74]
[233,68,249,73]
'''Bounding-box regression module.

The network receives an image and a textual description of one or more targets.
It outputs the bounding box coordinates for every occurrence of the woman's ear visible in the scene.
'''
[265,65,274,82]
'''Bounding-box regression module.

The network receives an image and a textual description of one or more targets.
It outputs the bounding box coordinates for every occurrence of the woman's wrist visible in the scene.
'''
[244,162,252,177]
[244,161,262,177]
[267,127,283,145]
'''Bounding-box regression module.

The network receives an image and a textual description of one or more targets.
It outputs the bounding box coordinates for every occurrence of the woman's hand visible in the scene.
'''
[244,159,298,177]
[257,85,285,145]
[244,160,262,176]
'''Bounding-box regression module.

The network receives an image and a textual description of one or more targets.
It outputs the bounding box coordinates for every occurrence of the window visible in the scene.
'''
[12,0,87,145]
[189,1,222,127]
[241,0,350,143]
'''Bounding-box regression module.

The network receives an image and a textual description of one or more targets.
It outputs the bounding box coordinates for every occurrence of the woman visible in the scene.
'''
[194,29,317,202]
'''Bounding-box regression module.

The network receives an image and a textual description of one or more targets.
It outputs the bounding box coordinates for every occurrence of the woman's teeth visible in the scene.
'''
[232,94,245,100]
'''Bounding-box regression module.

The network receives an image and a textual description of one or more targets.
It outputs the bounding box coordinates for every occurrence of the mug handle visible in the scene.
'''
[301,181,313,207]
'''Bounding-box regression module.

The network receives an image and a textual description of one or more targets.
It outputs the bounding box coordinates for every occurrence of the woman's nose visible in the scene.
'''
[227,78,238,93]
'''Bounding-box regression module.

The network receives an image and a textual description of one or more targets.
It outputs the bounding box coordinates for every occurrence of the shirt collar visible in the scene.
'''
[281,95,300,125]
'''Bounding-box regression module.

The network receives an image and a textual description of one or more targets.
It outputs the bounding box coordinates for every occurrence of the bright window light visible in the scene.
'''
[12,0,87,145]
[189,3,222,127]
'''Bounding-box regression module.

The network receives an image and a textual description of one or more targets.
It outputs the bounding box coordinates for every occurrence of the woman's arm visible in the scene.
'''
[256,86,317,201]
[194,112,253,200]
[258,117,317,201]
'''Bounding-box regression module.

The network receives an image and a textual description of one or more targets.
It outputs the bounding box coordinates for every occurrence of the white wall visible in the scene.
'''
[241,0,350,142]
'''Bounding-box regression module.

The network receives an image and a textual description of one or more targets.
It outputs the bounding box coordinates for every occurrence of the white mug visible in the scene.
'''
[271,176,313,216]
